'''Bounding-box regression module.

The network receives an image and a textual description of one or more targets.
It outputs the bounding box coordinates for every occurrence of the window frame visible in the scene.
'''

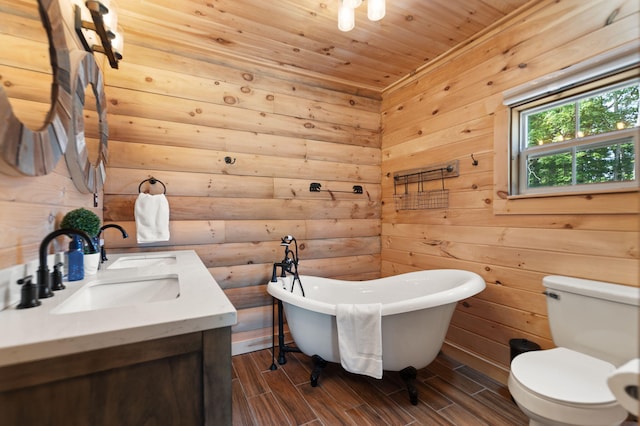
[509,70,639,196]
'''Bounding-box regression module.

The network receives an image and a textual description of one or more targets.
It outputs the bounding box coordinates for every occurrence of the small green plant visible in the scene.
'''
[60,208,101,253]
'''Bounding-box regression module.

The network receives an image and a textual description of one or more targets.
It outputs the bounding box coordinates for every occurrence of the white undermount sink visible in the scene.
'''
[107,254,177,270]
[51,274,180,314]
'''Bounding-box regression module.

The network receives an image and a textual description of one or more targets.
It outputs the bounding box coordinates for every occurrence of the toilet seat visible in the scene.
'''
[509,347,628,425]
[511,347,618,404]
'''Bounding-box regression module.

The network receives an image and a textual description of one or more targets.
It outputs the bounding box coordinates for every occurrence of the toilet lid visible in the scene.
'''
[511,347,618,404]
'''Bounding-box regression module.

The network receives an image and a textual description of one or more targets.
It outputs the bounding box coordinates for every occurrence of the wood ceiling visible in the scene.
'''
[120,0,532,94]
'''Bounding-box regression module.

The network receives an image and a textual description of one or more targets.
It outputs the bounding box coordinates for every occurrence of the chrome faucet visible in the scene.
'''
[97,224,128,262]
[37,228,97,299]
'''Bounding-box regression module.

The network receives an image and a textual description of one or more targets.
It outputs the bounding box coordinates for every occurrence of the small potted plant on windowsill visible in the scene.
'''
[60,207,101,276]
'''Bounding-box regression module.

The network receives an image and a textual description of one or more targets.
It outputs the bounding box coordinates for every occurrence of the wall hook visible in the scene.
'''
[471,154,479,166]
[224,156,236,164]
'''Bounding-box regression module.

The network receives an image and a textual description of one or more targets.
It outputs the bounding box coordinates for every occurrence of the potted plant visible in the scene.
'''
[60,208,101,275]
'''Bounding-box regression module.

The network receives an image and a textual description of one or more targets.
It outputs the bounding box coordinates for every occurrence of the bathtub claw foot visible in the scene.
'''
[310,355,327,387]
[400,366,419,405]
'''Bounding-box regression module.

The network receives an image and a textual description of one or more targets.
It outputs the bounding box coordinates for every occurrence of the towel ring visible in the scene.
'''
[138,177,166,194]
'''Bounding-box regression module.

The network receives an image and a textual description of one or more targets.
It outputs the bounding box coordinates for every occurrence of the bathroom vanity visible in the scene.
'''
[0,250,237,425]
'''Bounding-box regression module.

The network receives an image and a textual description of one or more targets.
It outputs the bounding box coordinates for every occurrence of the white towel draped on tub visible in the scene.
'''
[135,193,170,243]
[336,303,383,379]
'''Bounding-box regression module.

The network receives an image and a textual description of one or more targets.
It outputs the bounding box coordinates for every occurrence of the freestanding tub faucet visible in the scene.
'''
[37,228,97,299]
[97,224,129,262]
[270,235,304,297]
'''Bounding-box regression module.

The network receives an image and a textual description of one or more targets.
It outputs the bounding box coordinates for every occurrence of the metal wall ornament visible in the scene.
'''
[64,50,109,194]
[0,0,73,177]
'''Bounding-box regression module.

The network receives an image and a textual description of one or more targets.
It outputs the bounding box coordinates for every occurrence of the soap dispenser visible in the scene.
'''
[66,236,84,281]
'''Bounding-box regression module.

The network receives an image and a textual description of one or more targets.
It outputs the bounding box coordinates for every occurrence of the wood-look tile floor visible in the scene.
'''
[232,348,529,425]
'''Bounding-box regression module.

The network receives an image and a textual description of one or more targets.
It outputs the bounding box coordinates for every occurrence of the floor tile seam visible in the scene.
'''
[246,389,295,426]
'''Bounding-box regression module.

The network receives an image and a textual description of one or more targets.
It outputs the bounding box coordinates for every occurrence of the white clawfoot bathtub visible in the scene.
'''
[267,270,486,373]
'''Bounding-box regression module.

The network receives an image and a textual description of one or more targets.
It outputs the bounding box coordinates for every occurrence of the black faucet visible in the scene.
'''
[271,235,297,281]
[97,224,128,262]
[270,236,304,296]
[37,228,97,299]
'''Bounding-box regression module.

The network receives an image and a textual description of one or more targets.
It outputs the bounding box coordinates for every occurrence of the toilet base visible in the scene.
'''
[508,373,628,426]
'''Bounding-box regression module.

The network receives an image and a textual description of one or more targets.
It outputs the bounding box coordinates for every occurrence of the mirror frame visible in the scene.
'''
[0,0,72,176]
[65,50,108,194]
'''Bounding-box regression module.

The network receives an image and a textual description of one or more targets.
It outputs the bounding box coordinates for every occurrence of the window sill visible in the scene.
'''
[494,187,639,215]
[505,186,639,200]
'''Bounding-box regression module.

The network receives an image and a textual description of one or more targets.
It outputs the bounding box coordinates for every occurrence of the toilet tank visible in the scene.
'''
[543,275,639,366]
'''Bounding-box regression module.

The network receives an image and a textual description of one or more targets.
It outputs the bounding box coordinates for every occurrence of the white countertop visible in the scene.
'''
[0,250,237,367]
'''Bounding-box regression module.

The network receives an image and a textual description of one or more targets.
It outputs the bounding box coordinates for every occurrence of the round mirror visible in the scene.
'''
[65,50,108,194]
[0,0,72,176]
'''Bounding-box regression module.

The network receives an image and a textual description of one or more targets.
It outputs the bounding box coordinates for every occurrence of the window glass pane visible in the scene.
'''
[515,75,638,194]
[526,103,576,147]
[578,84,639,137]
[576,140,635,184]
[527,151,573,188]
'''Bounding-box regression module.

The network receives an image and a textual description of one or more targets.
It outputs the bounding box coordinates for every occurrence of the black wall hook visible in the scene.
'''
[471,154,479,166]
[224,156,236,164]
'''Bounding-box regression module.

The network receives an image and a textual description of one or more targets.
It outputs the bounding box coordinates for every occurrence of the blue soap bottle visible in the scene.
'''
[66,235,84,281]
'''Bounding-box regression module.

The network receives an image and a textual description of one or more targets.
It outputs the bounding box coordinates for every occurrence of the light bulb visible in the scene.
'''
[368,0,385,21]
[112,26,124,59]
[102,0,118,32]
[344,0,362,8]
[338,2,355,32]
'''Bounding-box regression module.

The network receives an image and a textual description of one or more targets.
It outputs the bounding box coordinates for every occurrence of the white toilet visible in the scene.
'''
[508,275,639,426]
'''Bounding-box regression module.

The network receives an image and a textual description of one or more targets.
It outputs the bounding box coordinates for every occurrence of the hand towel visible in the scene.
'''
[336,303,383,379]
[135,193,170,243]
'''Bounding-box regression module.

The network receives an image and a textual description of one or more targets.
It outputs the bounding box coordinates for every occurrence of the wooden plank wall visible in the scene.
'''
[380,0,639,383]
[0,2,102,269]
[98,16,382,352]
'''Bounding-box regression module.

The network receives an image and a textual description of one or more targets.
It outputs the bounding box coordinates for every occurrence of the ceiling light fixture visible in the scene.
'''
[338,0,386,32]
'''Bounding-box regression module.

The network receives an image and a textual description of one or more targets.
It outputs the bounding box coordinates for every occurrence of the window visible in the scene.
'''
[512,76,638,195]
[504,44,640,197]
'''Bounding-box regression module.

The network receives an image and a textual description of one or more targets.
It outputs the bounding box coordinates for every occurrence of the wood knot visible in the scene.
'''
[242,73,254,81]
[223,96,237,105]
[240,86,251,93]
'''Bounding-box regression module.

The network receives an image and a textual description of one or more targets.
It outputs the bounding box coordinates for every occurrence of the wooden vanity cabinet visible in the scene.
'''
[0,327,231,425]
